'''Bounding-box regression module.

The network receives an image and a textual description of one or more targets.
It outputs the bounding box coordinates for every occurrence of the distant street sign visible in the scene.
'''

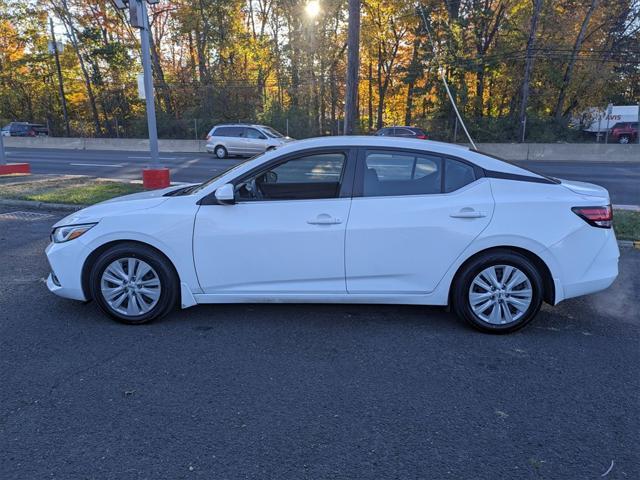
[137,73,145,99]
[48,40,64,54]
[130,0,144,28]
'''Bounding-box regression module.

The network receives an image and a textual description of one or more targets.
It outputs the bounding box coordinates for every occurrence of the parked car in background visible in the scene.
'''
[45,136,618,334]
[205,124,293,158]
[609,122,638,144]
[1,122,48,137]
[374,126,428,139]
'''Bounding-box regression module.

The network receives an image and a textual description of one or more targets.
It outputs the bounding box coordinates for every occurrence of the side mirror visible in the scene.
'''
[214,183,235,205]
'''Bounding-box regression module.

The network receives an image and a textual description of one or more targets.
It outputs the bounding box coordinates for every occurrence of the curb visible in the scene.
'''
[0,198,86,212]
[614,204,640,212]
[618,240,640,249]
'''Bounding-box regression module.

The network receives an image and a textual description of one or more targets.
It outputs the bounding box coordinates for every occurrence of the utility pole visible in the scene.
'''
[343,0,360,135]
[518,0,543,143]
[138,0,160,168]
[49,17,71,137]
[0,129,5,165]
[114,0,168,189]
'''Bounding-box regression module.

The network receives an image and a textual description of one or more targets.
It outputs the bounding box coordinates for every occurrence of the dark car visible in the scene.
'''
[374,126,428,139]
[609,122,638,144]
[1,122,49,137]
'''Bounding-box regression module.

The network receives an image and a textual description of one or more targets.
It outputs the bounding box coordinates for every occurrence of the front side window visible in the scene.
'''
[245,128,266,139]
[363,151,442,197]
[235,152,346,201]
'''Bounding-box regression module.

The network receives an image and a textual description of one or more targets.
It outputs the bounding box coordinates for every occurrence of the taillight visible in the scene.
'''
[572,205,612,228]
[416,134,427,139]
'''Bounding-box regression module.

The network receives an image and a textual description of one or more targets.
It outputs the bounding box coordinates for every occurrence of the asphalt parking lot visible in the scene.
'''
[1,206,638,479]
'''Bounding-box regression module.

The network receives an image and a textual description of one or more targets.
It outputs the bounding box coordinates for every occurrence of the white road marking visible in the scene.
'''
[127,156,178,160]
[69,163,123,167]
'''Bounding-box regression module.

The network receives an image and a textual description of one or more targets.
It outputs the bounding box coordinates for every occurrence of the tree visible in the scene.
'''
[344,0,360,134]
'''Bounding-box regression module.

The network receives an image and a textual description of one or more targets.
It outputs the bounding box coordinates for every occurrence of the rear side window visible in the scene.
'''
[444,159,476,193]
[360,150,478,197]
[394,128,414,136]
[363,151,442,196]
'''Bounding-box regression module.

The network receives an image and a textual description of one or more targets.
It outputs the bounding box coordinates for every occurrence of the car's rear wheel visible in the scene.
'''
[214,145,227,158]
[618,135,630,144]
[452,250,543,334]
[89,243,178,325]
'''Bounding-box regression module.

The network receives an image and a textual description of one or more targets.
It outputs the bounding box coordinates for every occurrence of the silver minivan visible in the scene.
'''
[205,124,292,158]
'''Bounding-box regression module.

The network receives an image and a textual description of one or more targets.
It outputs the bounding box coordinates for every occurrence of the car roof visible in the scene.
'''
[380,126,425,129]
[197,136,550,195]
[213,124,264,128]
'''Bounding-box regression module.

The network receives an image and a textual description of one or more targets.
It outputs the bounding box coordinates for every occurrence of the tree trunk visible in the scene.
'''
[404,38,421,126]
[368,62,373,132]
[344,0,360,135]
[475,68,485,117]
[553,0,599,122]
[376,44,384,129]
[518,0,544,142]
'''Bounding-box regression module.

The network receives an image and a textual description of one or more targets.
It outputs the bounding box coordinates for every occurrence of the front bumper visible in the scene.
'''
[45,242,88,301]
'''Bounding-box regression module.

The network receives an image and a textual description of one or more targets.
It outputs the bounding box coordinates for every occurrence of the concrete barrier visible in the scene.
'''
[476,143,640,161]
[4,136,639,161]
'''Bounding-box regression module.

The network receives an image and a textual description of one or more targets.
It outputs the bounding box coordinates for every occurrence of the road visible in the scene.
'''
[1,206,638,479]
[5,147,639,205]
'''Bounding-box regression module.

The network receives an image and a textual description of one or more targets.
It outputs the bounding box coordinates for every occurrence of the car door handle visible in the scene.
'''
[307,214,342,225]
[450,210,486,219]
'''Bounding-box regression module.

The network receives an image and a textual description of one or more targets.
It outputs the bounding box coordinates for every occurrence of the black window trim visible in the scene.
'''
[470,149,560,184]
[199,147,357,205]
[352,146,484,198]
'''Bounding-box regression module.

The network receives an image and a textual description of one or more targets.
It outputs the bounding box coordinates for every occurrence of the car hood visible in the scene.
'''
[559,179,610,200]
[52,185,181,228]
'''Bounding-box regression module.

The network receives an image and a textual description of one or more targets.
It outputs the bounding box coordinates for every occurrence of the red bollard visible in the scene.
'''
[142,168,171,190]
[0,163,31,175]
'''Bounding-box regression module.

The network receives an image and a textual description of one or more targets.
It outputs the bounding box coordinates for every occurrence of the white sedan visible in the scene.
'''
[46,137,619,333]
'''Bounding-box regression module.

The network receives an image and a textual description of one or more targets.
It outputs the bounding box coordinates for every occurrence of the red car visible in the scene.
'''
[609,122,638,144]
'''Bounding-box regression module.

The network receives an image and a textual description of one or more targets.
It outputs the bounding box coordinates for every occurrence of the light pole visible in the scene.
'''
[49,17,71,137]
[0,129,5,165]
[114,0,169,189]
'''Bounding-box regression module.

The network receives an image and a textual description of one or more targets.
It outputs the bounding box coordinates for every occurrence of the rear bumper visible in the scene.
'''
[555,228,620,301]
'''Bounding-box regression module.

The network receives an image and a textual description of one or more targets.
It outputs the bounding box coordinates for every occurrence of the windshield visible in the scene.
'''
[261,126,284,138]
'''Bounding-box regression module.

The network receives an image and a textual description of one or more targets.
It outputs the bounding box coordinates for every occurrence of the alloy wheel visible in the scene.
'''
[100,257,161,316]
[468,265,533,325]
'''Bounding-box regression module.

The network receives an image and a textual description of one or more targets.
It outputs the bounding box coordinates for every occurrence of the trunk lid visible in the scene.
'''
[559,179,610,201]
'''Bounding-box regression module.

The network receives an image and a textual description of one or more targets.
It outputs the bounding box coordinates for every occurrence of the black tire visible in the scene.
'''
[214,145,227,158]
[89,242,178,325]
[451,250,543,334]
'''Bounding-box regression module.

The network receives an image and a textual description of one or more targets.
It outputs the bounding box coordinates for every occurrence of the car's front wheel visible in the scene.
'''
[89,243,178,324]
[452,250,543,334]
[618,135,630,144]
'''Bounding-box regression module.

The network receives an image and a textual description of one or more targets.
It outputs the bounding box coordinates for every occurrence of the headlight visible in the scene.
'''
[51,223,97,243]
